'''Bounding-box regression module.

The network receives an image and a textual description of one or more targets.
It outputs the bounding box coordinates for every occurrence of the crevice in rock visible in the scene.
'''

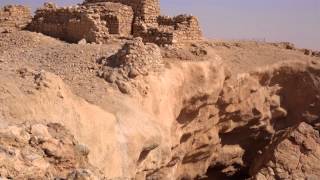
[203,63,320,179]
[138,149,152,164]
[203,165,249,180]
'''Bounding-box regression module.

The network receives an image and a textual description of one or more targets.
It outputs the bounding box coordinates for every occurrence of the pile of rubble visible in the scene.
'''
[97,37,163,94]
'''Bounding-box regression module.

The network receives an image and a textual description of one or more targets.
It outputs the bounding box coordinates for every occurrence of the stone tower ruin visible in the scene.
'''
[28,0,202,45]
[84,0,160,25]
[0,5,31,30]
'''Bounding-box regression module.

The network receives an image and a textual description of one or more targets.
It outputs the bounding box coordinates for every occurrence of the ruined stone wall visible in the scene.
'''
[134,15,203,45]
[158,15,203,42]
[28,1,202,45]
[28,3,108,43]
[84,0,160,24]
[139,0,160,24]
[28,3,133,43]
[133,26,175,45]
[85,2,134,36]
[0,5,32,30]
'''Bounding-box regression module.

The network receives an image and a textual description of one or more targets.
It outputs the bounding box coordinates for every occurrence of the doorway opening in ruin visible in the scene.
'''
[105,14,119,34]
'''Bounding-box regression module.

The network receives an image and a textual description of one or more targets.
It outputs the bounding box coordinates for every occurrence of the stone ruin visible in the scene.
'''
[28,0,203,45]
[0,5,32,31]
[135,15,203,45]
[97,37,163,94]
[28,2,134,43]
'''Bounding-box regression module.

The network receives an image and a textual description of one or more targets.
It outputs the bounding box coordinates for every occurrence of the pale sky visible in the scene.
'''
[1,0,320,50]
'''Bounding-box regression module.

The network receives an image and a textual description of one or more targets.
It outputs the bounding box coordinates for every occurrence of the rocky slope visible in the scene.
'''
[0,17,320,180]
[0,122,103,179]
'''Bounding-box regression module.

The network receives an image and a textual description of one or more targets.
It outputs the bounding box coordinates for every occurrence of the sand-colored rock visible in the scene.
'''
[97,37,163,95]
[0,8,320,178]
[0,122,103,179]
[0,5,31,32]
[28,2,134,43]
[0,48,226,179]
[252,122,320,180]
[27,0,202,45]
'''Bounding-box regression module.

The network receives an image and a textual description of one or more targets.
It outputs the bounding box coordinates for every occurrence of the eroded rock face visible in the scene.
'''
[0,29,320,179]
[252,122,320,180]
[1,57,320,180]
[205,61,320,179]
[0,123,103,179]
[0,47,226,179]
[138,60,320,180]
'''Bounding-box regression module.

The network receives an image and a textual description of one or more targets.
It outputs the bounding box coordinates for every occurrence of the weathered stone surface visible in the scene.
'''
[0,123,103,179]
[133,15,203,45]
[251,122,320,180]
[84,0,160,25]
[0,5,32,30]
[1,10,320,179]
[28,2,134,43]
[28,0,202,45]
[97,37,163,95]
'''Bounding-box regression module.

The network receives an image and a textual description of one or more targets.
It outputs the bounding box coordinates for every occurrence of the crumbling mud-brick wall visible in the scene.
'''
[28,3,108,43]
[28,2,133,43]
[86,1,202,45]
[161,15,203,42]
[134,15,203,45]
[84,2,134,36]
[0,5,32,30]
[132,24,174,45]
[84,0,160,24]
[28,0,203,45]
